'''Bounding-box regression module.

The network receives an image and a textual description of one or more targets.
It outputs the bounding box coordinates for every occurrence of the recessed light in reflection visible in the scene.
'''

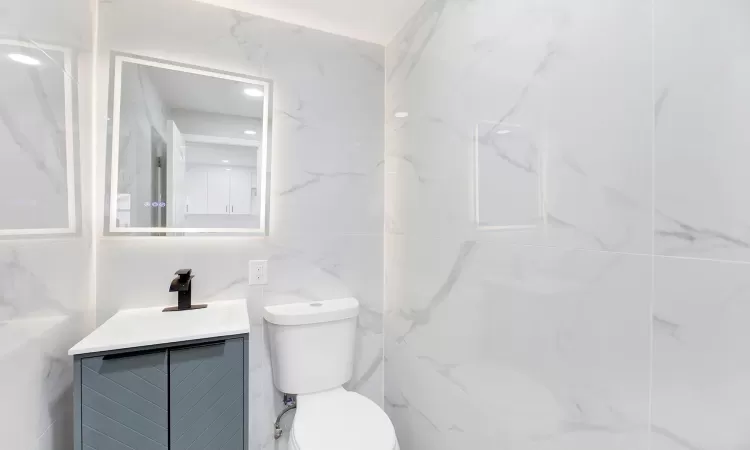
[225,168,232,171]
[8,53,41,66]
[243,87,264,97]
[222,160,230,163]
[394,112,409,118]
[244,130,257,135]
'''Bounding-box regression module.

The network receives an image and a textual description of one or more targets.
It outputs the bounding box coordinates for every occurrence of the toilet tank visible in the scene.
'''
[263,298,359,395]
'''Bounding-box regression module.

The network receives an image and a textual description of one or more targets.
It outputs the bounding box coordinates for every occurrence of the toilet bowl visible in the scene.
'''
[288,388,398,450]
[264,298,399,450]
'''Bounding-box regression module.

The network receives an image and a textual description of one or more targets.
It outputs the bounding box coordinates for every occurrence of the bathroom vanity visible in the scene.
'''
[68,299,250,450]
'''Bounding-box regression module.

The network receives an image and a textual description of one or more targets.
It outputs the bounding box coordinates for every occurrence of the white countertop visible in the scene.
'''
[69,299,249,356]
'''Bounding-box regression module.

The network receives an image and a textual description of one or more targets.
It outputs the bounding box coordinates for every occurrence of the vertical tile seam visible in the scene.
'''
[381,42,387,408]
[89,0,100,329]
[648,0,656,448]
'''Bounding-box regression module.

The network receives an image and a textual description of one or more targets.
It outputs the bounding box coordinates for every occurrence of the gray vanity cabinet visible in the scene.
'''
[81,350,169,450]
[74,336,247,450]
[170,339,245,450]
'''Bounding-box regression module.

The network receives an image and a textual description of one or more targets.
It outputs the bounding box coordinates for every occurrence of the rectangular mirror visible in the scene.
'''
[107,54,271,235]
[0,39,78,236]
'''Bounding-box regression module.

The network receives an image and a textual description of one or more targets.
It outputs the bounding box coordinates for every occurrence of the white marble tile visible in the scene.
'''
[0,0,91,48]
[95,238,259,320]
[654,0,750,262]
[386,239,651,449]
[386,3,657,446]
[0,241,90,320]
[652,256,750,450]
[386,0,653,253]
[0,315,83,450]
[0,240,92,450]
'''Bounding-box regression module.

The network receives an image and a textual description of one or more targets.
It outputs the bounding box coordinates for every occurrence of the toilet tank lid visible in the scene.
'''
[263,298,359,326]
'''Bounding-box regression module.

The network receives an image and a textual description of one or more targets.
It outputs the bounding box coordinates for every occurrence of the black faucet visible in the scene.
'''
[165,269,206,312]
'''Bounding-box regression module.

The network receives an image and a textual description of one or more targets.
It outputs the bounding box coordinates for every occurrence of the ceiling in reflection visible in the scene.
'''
[146,66,264,119]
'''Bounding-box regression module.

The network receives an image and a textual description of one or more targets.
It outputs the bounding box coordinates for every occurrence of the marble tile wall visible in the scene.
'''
[654,0,750,262]
[94,1,384,449]
[0,0,94,449]
[651,1,750,449]
[385,0,750,449]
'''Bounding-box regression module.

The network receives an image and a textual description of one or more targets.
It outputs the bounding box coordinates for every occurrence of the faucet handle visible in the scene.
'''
[165,268,206,312]
[175,269,193,281]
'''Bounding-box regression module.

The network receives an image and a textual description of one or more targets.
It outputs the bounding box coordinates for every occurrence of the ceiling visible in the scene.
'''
[138,64,264,140]
[144,65,265,119]
[186,143,256,167]
[193,0,425,45]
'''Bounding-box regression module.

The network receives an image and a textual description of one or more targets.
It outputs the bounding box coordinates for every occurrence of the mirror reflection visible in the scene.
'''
[109,55,270,234]
[0,40,76,235]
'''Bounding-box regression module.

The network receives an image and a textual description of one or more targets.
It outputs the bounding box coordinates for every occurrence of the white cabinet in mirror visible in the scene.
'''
[0,39,78,236]
[106,54,271,235]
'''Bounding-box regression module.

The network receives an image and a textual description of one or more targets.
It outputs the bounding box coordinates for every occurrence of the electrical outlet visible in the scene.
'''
[249,260,268,285]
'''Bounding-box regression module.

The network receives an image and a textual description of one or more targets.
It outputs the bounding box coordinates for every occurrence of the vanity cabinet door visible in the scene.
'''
[81,350,168,450]
[169,339,244,450]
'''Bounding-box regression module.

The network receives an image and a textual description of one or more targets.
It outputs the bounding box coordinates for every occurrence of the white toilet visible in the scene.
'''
[264,298,399,450]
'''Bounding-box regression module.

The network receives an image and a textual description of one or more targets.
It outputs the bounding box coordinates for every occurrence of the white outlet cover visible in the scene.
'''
[249,260,268,285]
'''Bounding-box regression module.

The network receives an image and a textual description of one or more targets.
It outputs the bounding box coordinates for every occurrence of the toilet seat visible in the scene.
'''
[289,388,398,450]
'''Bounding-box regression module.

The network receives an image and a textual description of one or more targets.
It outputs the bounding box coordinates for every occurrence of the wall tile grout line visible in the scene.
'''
[648,0,657,448]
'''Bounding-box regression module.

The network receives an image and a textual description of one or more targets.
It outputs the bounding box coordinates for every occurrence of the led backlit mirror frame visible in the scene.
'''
[106,54,271,235]
[0,39,78,236]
